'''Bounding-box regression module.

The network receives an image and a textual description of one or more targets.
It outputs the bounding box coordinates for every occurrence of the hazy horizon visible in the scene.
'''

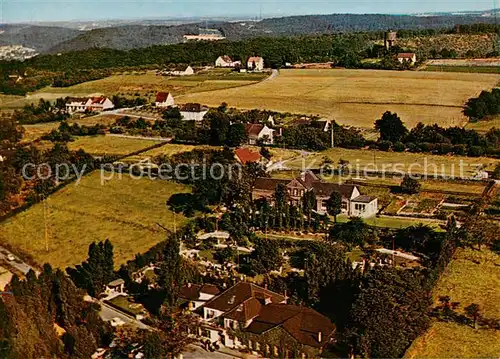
[1,0,497,23]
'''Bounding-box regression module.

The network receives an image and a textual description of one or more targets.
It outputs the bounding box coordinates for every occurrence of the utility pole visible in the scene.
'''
[331,121,335,148]
[43,195,49,252]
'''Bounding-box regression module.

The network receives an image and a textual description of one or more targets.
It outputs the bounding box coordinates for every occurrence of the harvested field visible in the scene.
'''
[179,69,500,128]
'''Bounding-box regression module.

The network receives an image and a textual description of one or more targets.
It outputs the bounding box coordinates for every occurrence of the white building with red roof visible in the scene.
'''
[234,148,262,165]
[155,92,175,108]
[85,97,115,112]
[215,55,241,68]
[244,124,275,145]
[247,56,265,71]
[397,52,417,65]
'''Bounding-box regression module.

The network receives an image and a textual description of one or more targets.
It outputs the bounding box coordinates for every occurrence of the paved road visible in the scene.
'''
[98,301,150,330]
[0,247,39,275]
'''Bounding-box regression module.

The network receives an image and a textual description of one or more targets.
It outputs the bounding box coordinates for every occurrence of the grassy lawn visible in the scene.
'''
[107,295,145,316]
[67,135,162,157]
[286,147,499,177]
[405,248,500,358]
[0,172,189,268]
[123,144,215,163]
[179,68,499,129]
[336,215,442,229]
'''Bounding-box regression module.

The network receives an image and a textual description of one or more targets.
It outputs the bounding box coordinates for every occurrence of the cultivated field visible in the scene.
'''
[67,135,162,157]
[405,249,500,358]
[0,172,190,268]
[284,147,499,177]
[179,69,500,128]
[17,69,266,106]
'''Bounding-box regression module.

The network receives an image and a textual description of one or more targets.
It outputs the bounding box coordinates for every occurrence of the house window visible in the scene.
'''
[256,342,261,351]
[274,346,279,356]
[248,340,253,350]
[293,189,298,196]
[341,202,347,210]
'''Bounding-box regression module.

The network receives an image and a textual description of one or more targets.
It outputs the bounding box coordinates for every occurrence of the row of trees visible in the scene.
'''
[43,122,104,142]
[464,88,500,121]
[375,111,500,157]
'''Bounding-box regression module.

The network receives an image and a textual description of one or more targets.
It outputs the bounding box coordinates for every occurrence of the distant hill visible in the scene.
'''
[0,24,81,53]
[3,13,499,54]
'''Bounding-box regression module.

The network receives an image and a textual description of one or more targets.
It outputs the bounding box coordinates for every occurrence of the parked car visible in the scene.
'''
[110,317,125,327]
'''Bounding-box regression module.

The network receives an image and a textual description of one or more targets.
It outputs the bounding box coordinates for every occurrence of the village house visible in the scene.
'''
[86,96,115,112]
[215,55,241,68]
[155,92,175,107]
[104,278,125,298]
[194,282,336,358]
[244,123,275,145]
[292,117,331,132]
[179,283,221,311]
[180,103,209,121]
[65,97,88,113]
[234,147,263,165]
[247,56,265,71]
[397,53,417,65]
[65,96,114,114]
[252,171,378,218]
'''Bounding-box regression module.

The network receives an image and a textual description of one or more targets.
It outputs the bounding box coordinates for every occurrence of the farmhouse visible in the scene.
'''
[180,103,209,121]
[65,96,114,113]
[252,171,378,217]
[195,282,335,357]
[244,124,275,145]
[215,55,241,68]
[65,97,88,113]
[155,92,175,107]
[234,147,262,165]
[397,53,417,65]
[247,56,265,71]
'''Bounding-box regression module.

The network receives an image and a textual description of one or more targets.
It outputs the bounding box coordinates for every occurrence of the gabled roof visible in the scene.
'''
[89,96,108,105]
[156,92,172,103]
[179,283,221,301]
[248,56,263,63]
[66,97,88,104]
[352,195,377,203]
[253,178,290,192]
[397,52,416,58]
[203,282,285,322]
[219,55,233,63]
[235,148,262,165]
[246,304,335,348]
[244,124,264,137]
[312,182,357,198]
[180,103,208,112]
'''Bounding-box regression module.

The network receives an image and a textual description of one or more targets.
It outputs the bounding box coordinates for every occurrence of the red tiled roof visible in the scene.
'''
[246,304,336,348]
[220,55,233,63]
[156,92,171,103]
[244,124,264,137]
[253,178,290,192]
[235,148,261,165]
[397,53,416,58]
[179,283,221,301]
[248,56,263,63]
[203,282,285,322]
[89,96,107,105]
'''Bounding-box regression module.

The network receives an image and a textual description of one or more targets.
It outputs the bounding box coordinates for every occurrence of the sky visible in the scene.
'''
[1,0,497,23]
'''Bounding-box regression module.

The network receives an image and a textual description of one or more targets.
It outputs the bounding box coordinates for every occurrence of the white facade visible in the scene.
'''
[247,57,264,71]
[155,93,175,108]
[397,53,417,65]
[66,100,87,114]
[181,109,208,121]
[248,125,275,145]
[215,56,241,68]
[350,197,378,218]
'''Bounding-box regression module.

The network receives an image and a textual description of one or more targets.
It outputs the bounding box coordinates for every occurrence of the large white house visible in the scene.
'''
[155,92,175,107]
[247,56,264,71]
[397,53,417,65]
[180,103,209,121]
[215,55,241,68]
[244,123,275,145]
[65,96,114,114]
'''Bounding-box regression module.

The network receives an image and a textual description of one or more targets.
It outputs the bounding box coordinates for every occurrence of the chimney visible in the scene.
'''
[318,331,322,343]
